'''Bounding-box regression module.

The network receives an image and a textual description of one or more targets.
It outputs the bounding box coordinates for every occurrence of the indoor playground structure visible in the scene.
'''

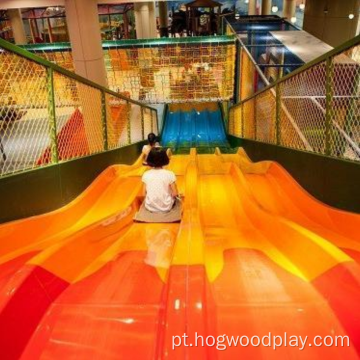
[0,14,360,360]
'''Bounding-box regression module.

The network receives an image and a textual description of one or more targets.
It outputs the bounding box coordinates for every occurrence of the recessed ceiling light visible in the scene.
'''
[272,5,279,13]
[349,13,355,20]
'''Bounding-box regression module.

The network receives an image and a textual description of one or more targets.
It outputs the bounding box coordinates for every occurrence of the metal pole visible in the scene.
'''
[127,101,131,144]
[241,102,245,137]
[101,91,108,150]
[254,97,257,141]
[235,42,242,104]
[150,109,154,133]
[275,83,281,145]
[325,57,334,156]
[47,18,54,43]
[46,68,59,163]
[140,107,145,140]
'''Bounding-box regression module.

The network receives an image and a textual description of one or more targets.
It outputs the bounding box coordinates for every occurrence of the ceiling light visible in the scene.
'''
[235,13,240,19]
[245,0,249,4]
[299,3,305,10]
[272,5,278,13]
[55,6,59,11]
[349,13,355,20]
[291,16,297,23]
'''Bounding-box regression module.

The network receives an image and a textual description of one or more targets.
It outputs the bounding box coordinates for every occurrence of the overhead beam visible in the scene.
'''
[0,0,174,10]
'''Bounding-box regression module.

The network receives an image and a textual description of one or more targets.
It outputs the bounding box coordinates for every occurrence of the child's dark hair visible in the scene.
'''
[146,148,169,168]
[147,133,158,146]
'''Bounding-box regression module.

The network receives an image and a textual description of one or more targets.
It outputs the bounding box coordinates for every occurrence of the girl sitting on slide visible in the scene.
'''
[142,148,179,213]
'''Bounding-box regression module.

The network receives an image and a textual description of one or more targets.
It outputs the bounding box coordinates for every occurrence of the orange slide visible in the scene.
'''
[0,149,359,359]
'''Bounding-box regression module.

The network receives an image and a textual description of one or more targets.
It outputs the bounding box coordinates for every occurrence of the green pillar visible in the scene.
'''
[325,57,334,156]
[46,68,58,163]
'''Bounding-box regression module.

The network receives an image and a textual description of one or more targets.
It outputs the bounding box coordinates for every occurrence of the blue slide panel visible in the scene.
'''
[162,105,228,149]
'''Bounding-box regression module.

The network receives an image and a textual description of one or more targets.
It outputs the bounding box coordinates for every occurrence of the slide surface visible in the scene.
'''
[0,149,359,360]
[161,103,229,150]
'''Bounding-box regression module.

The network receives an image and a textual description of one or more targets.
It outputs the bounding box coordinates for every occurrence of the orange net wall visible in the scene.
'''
[240,50,256,100]
[104,43,236,103]
[29,40,236,104]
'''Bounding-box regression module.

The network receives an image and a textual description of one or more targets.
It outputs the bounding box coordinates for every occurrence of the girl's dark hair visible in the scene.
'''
[147,133,157,146]
[146,148,169,168]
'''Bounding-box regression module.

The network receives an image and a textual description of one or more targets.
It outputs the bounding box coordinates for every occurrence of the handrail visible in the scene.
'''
[0,38,156,111]
[20,35,236,53]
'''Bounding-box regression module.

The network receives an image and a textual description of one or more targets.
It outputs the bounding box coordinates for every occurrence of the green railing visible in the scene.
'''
[0,38,158,177]
[229,34,360,163]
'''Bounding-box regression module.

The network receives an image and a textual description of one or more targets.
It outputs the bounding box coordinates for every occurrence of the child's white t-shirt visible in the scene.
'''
[142,143,161,161]
[142,144,151,156]
[142,169,176,212]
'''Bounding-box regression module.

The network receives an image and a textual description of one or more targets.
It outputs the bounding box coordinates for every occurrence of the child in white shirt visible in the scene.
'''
[142,148,178,212]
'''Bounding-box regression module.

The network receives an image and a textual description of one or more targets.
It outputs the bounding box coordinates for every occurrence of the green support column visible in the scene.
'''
[235,43,242,104]
[140,107,145,140]
[325,57,334,156]
[127,101,131,145]
[101,91,108,151]
[222,101,229,131]
[46,68,58,163]
[241,102,244,137]
[154,110,159,134]
[343,66,360,153]
[275,83,281,145]
[254,97,257,141]
[150,110,154,133]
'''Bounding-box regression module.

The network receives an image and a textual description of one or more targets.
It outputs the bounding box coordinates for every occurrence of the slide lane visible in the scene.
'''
[0,149,359,359]
[147,153,360,359]
[196,156,359,359]
[161,103,228,150]
[218,148,360,355]
[0,155,190,359]
[0,157,147,327]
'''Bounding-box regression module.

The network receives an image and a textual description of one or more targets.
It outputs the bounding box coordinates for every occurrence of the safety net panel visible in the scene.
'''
[0,39,158,177]
[229,35,360,164]
[23,37,236,104]
[0,48,50,175]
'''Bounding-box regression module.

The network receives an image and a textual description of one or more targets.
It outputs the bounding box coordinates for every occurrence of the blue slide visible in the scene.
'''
[161,104,228,150]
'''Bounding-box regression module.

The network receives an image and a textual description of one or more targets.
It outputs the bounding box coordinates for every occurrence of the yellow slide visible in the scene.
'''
[0,149,359,360]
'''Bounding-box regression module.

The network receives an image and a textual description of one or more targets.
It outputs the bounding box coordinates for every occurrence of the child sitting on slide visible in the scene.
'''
[142,148,179,213]
[142,133,160,165]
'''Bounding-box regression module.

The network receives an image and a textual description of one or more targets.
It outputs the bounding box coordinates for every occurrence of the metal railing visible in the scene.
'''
[0,38,158,177]
[229,34,360,163]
